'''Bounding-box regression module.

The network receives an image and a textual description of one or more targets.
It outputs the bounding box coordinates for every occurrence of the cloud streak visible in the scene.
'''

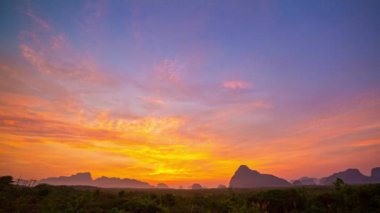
[223,80,251,90]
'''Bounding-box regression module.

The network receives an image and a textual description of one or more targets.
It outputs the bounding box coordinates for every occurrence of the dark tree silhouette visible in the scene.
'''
[0,176,13,186]
[191,183,202,189]
[334,178,345,190]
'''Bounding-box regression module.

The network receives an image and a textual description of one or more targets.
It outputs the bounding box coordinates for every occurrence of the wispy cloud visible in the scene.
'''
[139,96,165,105]
[19,40,111,84]
[155,59,184,84]
[50,34,65,49]
[24,10,50,29]
[223,80,251,90]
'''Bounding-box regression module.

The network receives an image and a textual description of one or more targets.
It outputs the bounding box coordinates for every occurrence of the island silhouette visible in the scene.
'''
[37,165,380,189]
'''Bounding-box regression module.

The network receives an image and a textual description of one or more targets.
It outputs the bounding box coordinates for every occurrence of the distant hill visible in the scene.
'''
[320,168,371,185]
[156,183,169,188]
[319,167,380,185]
[191,183,202,189]
[39,172,93,186]
[38,166,380,189]
[229,165,291,188]
[371,167,380,183]
[94,176,151,188]
[39,172,151,188]
[217,184,227,189]
[292,177,318,186]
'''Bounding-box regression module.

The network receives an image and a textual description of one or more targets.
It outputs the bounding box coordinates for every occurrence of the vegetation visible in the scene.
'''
[1,176,380,213]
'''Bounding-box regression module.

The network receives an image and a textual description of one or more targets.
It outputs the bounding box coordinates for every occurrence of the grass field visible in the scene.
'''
[1,177,380,213]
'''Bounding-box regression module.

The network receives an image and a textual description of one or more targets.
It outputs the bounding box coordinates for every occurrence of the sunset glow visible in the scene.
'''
[0,0,379,188]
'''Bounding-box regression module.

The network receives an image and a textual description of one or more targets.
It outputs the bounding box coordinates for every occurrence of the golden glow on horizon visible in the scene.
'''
[1,80,380,187]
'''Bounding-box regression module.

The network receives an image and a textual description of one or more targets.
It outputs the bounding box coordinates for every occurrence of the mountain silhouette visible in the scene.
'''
[217,184,227,189]
[38,166,380,189]
[94,176,151,188]
[39,172,151,188]
[320,168,371,185]
[371,167,380,182]
[39,172,93,186]
[292,177,317,186]
[156,183,169,188]
[229,165,291,188]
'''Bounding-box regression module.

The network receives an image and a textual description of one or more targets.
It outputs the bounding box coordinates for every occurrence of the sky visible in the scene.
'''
[0,0,379,188]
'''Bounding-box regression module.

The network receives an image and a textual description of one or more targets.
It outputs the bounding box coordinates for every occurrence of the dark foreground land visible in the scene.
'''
[1,181,380,212]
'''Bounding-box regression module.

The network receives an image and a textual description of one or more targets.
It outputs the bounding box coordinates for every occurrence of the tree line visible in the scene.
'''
[1,176,380,212]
